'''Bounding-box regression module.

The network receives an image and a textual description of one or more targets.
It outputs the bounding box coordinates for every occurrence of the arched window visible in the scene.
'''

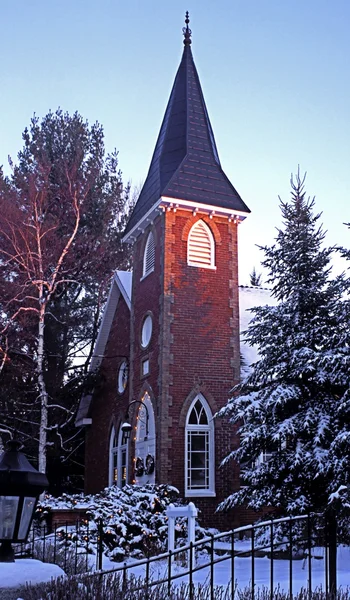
[109,425,129,488]
[134,392,156,484]
[142,231,155,278]
[185,394,215,496]
[187,220,215,268]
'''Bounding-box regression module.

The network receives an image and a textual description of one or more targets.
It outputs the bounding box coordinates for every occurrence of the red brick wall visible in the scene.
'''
[85,293,131,494]
[157,209,242,527]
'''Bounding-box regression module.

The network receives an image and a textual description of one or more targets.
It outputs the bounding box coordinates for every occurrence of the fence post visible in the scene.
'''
[327,511,337,597]
[97,518,103,571]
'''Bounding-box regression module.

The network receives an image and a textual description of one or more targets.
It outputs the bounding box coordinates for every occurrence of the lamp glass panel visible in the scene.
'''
[18,497,36,540]
[0,496,19,539]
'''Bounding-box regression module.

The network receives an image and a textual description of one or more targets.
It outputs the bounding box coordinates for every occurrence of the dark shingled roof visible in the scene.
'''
[124,33,250,237]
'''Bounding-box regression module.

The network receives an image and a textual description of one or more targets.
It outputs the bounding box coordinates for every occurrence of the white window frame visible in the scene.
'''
[117,360,128,394]
[187,220,216,270]
[185,394,215,497]
[134,392,156,485]
[109,426,129,488]
[142,231,155,279]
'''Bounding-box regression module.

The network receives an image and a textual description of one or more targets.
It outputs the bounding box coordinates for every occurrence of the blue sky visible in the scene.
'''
[1,0,349,284]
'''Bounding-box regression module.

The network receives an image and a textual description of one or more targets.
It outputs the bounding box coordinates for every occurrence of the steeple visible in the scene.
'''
[124,13,250,240]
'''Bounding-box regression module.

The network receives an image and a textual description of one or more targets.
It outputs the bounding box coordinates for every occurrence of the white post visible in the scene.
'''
[187,502,197,567]
[167,503,175,552]
[166,503,198,568]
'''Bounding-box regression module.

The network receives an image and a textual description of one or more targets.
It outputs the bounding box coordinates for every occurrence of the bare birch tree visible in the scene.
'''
[0,110,131,477]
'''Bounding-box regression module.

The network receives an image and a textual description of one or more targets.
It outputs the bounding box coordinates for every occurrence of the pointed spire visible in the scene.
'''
[123,14,250,239]
[183,11,192,46]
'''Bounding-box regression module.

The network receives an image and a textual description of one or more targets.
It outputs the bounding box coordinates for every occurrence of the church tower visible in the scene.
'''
[123,14,250,524]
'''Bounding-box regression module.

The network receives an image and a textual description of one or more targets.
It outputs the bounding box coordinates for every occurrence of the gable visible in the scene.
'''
[75,270,132,426]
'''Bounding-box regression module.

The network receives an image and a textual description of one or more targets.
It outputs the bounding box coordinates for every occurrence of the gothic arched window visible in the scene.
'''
[185,394,215,496]
[109,425,129,488]
[142,231,155,278]
[134,392,156,485]
[187,220,215,269]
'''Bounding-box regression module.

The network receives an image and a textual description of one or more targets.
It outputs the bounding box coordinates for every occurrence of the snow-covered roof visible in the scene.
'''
[239,286,276,378]
[116,270,132,303]
[75,270,132,426]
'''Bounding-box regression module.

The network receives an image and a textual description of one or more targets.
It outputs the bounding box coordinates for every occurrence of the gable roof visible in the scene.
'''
[75,271,132,426]
[124,19,250,239]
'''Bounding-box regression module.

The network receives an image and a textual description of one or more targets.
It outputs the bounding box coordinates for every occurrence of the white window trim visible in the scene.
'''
[117,360,128,394]
[134,392,156,485]
[187,220,216,270]
[141,231,155,279]
[185,394,215,497]
[109,426,129,488]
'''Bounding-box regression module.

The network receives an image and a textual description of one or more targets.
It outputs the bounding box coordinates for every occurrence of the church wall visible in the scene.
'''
[159,208,242,528]
[84,294,130,494]
[129,216,164,481]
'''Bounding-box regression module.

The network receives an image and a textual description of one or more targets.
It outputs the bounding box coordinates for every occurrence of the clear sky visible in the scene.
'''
[1,0,349,284]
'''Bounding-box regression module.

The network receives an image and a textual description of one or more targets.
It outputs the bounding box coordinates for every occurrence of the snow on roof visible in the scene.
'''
[239,286,276,378]
[76,270,133,426]
[116,270,132,303]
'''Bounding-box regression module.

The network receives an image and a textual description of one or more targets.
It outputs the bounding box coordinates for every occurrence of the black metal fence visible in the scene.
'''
[95,513,338,599]
[14,518,102,574]
[16,513,339,597]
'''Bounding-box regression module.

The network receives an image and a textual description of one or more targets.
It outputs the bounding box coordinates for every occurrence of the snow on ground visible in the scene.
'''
[1,543,349,595]
[0,558,64,588]
[110,544,350,593]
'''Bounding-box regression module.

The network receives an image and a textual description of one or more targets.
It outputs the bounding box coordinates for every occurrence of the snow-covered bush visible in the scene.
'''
[37,484,201,561]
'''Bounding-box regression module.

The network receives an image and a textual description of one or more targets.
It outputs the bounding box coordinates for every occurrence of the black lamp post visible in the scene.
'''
[121,400,149,441]
[0,440,49,562]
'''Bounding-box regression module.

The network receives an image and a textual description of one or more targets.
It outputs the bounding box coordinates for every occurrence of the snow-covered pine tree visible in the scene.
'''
[249,266,262,287]
[219,171,350,517]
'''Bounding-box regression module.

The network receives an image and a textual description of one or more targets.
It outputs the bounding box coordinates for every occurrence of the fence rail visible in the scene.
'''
[18,512,339,597]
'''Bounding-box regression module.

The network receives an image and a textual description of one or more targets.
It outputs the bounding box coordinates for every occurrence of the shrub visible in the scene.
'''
[37,484,197,562]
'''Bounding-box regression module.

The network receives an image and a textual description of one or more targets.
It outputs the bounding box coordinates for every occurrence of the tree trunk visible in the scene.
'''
[327,511,337,597]
[37,298,48,474]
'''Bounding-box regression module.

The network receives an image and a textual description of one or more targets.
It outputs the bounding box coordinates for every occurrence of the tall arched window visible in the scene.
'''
[134,392,156,484]
[109,425,129,488]
[185,394,215,496]
[187,220,215,269]
[142,231,155,278]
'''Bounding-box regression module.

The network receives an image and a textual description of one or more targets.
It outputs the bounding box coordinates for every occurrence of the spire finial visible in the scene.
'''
[182,11,192,46]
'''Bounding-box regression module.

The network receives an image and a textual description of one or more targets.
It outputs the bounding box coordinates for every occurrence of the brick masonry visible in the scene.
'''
[85,294,130,494]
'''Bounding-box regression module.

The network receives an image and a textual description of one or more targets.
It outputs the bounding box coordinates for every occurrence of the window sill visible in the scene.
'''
[187,263,217,271]
[140,268,155,282]
[185,490,216,498]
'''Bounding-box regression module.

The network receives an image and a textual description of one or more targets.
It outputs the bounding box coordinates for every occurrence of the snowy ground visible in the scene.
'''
[100,543,350,594]
[0,558,64,588]
[1,545,349,596]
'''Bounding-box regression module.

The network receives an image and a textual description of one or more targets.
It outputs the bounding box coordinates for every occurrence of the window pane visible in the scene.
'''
[191,469,206,486]
[190,451,206,469]
[141,315,152,348]
[18,497,36,540]
[188,400,208,425]
[188,431,209,490]
[191,432,207,451]
[0,496,19,539]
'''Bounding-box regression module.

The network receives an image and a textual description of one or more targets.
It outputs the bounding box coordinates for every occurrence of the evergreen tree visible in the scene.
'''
[249,266,262,287]
[219,172,350,517]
